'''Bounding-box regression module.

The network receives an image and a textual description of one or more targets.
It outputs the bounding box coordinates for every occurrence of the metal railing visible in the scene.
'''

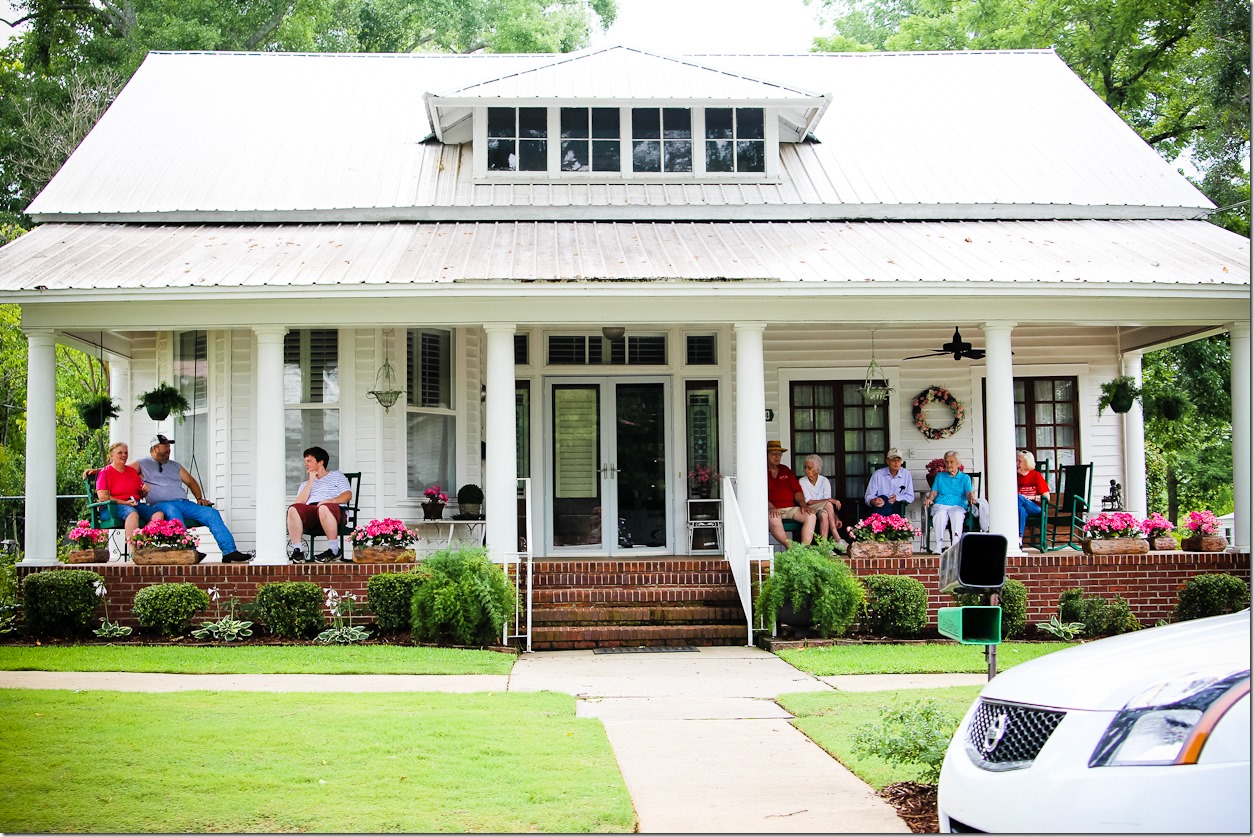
[0,494,95,554]
[496,477,533,652]
[721,475,773,645]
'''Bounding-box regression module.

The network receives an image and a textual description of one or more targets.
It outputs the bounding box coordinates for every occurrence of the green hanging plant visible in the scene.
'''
[76,394,120,430]
[1152,391,1189,421]
[136,382,190,421]
[1097,376,1142,416]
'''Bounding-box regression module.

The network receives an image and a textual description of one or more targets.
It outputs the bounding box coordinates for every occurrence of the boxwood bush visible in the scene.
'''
[367,571,425,631]
[1057,588,1141,636]
[21,569,103,636]
[953,577,1028,639]
[133,583,210,636]
[1176,574,1250,622]
[255,581,326,638]
[411,547,515,646]
[860,574,928,638]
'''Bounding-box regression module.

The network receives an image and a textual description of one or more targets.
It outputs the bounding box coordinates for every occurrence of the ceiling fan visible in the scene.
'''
[904,327,986,361]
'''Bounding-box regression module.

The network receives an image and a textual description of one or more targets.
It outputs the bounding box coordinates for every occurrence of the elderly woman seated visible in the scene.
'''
[922,450,988,552]
[799,454,842,540]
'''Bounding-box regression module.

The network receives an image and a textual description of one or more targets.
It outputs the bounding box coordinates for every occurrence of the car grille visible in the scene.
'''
[964,699,1066,770]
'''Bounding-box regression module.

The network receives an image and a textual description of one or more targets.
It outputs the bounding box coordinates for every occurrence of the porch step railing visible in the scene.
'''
[721,475,773,646]
[496,477,534,652]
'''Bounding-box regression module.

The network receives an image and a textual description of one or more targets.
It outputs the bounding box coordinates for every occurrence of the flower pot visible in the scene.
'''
[422,502,445,520]
[848,541,914,560]
[132,548,202,565]
[353,547,415,564]
[81,405,111,430]
[1149,536,1179,551]
[1181,535,1228,553]
[776,602,813,639]
[459,503,482,517]
[65,548,108,564]
[143,403,172,421]
[1081,537,1149,556]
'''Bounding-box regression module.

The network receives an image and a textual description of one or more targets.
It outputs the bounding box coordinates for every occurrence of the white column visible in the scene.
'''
[981,322,1018,545]
[1121,352,1148,517]
[734,322,768,547]
[1230,322,1251,552]
[22,329,57,564]
[253,327,288,563]
[483,324,518,560]
[108,356,132,448]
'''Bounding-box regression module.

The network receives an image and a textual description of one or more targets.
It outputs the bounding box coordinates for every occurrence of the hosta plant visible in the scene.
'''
[91,579,132,639]
[191,586,254,642]
[315,588,371,644]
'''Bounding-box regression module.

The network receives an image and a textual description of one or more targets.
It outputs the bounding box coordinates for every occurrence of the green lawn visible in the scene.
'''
[0,645,516,675]
[778,686,983,790]
[778,641,1077,675]
[0,689,635,833]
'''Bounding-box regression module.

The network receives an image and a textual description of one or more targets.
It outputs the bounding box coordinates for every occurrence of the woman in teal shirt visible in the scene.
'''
[923,451,977,552]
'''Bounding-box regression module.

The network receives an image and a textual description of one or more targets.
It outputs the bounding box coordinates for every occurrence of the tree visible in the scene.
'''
[810,0,1251,235]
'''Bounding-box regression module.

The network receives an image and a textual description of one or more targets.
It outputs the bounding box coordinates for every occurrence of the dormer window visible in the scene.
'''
[487,107,547,172]
[705,108,765,173]
[631,108,693,173]
[560,108,621,172]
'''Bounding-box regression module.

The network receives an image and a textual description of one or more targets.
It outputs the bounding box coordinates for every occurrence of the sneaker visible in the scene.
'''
[314,549,339,563]
[221,550,254,563]
[289,547,306,563]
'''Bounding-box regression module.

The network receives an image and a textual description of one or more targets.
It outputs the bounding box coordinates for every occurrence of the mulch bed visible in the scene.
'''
[880,782,938,834]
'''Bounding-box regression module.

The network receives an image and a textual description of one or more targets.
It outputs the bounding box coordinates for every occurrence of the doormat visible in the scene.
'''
[593,646,699,654]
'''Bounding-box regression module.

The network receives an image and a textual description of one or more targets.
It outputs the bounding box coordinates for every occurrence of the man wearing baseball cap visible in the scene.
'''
[864,448,915,516]
[133,435,254,563]
[766,439,815,545]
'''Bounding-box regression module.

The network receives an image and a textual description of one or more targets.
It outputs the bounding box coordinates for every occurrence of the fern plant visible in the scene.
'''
[755,541,864,638]
[411,547,515,646]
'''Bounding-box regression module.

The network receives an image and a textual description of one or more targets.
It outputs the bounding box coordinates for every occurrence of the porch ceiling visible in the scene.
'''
[0,219,1246,299]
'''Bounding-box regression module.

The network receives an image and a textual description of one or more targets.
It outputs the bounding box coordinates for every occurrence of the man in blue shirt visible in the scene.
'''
[864,448,915,516]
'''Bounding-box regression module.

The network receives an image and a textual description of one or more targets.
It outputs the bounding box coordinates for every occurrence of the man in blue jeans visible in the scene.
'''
[133,434,253,563]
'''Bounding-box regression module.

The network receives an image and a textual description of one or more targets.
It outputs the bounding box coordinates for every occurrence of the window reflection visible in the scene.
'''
[487,107,547,172]
[705,107,765,173]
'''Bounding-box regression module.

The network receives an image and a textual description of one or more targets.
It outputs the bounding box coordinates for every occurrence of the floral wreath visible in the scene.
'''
[912,385,965,440]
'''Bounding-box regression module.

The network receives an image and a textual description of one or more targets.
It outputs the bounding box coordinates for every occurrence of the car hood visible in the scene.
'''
[980,611,1251,711]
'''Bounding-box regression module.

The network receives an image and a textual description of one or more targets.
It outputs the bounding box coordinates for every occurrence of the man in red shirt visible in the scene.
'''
[767,440,815,545]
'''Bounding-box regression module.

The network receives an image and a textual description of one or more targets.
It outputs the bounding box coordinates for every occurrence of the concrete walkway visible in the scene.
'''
[0,647,985,833]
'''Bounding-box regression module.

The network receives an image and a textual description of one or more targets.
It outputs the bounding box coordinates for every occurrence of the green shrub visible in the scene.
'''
[954,577,1027,639]
[1106,595,1141,634]
[21,569,103,636]
[851,698,963,783]
[366,571,425,631]
[860,574,928,638]
[255,581,326,638]
[411,547,515,646]
[132,583,210,636]
[1057,588,1085,623]
[755,542,865,638]
[1176,574,1251,622]
[1056,587,1141,636]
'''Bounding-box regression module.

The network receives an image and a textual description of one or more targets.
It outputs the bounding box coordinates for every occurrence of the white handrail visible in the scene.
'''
[494,478,534,652]
[721,475,772,645]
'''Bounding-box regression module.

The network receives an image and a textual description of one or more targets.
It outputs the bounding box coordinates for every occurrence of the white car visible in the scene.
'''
[938,610,1251,833]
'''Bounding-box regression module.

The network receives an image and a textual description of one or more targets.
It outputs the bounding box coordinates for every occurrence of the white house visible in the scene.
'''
[2,45,1249,568]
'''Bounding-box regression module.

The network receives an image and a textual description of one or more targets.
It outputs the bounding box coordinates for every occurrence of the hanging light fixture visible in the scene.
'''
[367,329,404,413]
[859,328,894,410]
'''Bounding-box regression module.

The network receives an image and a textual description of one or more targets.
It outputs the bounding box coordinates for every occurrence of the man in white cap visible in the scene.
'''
[864,448,915,516]
[133,435,254,563]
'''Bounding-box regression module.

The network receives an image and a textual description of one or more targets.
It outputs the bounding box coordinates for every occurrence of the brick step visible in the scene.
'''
[531,558,731,573]
[530,623,750,651]
[532,571,734,587]
[532,585,740,604]
[531,603,745,626]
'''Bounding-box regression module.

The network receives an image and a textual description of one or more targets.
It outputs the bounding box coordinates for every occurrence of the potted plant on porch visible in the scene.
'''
[64,520,109,563]
[76,394,120,430]
[1080,511,1149,555]
[455,484,484,518]
[136,382,191,421]
[130,518,202,564]
[351,518,418,563]
[847,513,919,559]
[755,541,864,639]
[1140,512,1179,551]
[1181,510,1228,552]
[422,486,449,520]
[1097,375,1142,416]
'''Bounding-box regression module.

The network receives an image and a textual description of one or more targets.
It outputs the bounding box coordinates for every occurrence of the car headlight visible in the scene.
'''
[1089,669,1250,767]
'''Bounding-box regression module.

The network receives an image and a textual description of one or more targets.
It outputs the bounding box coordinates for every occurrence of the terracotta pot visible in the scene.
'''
[848,540,914,560]
[352,547,415,564]
[1181,535,1228,553]
[65,548,108,564]
[1149,536,1180,551]
[422,502,445,521]
[1081,537,1149,555]
[132,548,202,565]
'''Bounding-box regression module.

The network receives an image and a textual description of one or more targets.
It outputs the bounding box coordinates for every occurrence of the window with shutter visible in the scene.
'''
[407,328,455,498]
[283,329,340,492]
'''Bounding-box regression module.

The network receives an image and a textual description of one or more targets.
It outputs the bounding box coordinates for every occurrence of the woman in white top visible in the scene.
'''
[800,454,842,540]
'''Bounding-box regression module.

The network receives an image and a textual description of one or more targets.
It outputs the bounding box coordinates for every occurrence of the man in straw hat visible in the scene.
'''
[766,439,815,545]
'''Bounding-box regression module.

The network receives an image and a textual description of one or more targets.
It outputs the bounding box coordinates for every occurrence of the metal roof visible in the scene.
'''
[0,220,1244,295]
[26,49,1210,222]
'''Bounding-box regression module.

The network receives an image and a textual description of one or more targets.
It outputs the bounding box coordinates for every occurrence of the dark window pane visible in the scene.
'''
[663,108,691,138]
[487,138,515,171]
[706,108,733,139]
[706,140,733,172]
[628,336,667,364]
[487,107,514,138]
[560,107,588,138]
[592,140,620,171]
[518,107,547,138]
[519,139,547,171]
[592,108,620,138]
[737,107,764,139]
[686,334,717,365]
[663,140,692,172]
[548,336,587,364]
[561,140,590,171]
[514,334,529,365]
[737,140,765,172]
[633,140,661,172]
[632,108,660,139]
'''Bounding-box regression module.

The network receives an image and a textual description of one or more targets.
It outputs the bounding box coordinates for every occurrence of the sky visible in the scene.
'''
[0,0,829,52]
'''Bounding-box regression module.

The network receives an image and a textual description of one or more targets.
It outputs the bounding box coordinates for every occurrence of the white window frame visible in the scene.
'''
[404,327,458,501]
[283,328,341,495]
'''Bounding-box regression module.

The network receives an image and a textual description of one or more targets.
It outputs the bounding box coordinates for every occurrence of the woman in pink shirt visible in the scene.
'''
[95,442,163,540]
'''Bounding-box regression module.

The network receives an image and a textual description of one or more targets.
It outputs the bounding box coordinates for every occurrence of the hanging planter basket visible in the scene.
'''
[1097,376,1142,416]
[136,383,190,424]
[77,396,120,430]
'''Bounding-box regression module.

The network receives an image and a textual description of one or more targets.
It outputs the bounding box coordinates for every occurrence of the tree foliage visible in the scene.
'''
[810,0,1251,234]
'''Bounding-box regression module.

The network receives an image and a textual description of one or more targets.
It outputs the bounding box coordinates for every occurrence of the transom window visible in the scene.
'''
[547,334,667,365]
[560,107,620,172]
[487,107,547,172]
[705,108,765,173]
[632,107,692,172]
